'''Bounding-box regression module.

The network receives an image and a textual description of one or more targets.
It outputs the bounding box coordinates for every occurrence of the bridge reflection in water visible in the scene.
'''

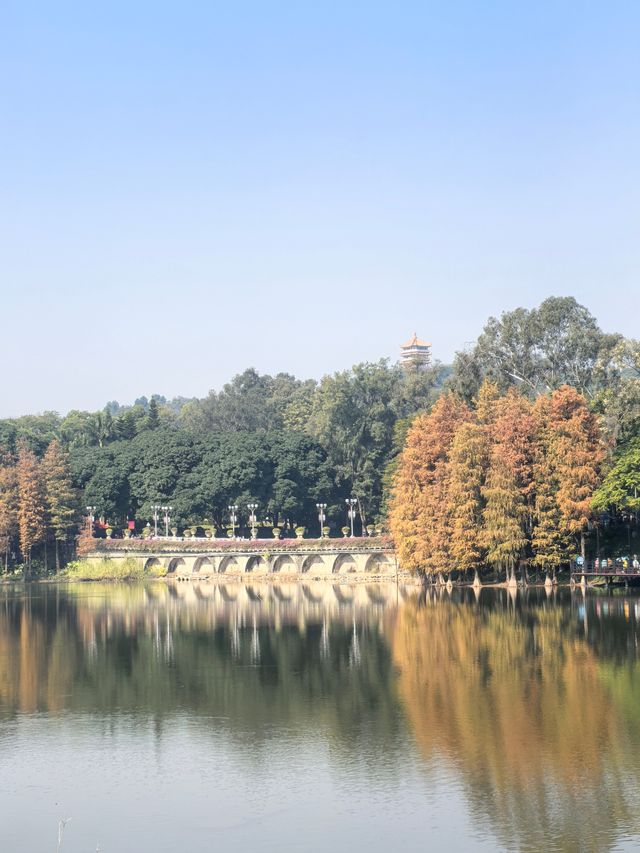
[3,584,640,852]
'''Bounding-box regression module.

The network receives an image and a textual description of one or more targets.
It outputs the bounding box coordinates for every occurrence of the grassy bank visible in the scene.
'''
[61,557,167,581]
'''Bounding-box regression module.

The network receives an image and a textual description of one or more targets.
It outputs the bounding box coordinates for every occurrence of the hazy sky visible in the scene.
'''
[1,1,639,417]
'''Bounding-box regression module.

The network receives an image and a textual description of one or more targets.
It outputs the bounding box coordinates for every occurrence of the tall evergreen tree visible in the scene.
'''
[41,440,78,572]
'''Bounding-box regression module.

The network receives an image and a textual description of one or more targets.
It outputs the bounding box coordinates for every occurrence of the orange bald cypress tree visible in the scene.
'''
[547,386,606,559]
[0,460,18,572]
[16,443,46,573]
[531,395,572,577]
[447,421,487,583]
[389,393,471,575]
[481,447,527,583]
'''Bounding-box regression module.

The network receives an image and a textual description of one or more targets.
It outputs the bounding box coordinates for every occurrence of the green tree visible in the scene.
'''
[41,440,78,571]
[450,297,621,401]
[592,439,640,519]
[309,361,436,526]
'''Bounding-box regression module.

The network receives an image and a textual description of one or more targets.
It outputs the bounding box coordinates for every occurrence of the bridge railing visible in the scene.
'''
[570,560,640,574]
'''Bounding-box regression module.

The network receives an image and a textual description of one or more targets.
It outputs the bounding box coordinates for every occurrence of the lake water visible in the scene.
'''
[1,581,640,852]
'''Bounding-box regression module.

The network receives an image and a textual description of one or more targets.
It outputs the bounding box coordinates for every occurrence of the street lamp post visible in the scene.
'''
[247,503,258,539]
[345,498,357,537]
[162,506,172,537]
[151,505,162,537]
[85,505,97,536]
[316,503,327,538]
[228,505,239,538]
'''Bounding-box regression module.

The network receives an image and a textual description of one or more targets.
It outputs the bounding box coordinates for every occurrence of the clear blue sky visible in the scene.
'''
[1,1,639,417]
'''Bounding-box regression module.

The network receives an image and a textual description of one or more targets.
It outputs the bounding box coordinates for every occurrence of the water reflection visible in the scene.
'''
[391,586,640,852]
[0,583,406,744]
[1,582,640,851]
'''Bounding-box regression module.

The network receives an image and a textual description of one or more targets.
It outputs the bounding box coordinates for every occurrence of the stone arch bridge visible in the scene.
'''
[88,539,398,579]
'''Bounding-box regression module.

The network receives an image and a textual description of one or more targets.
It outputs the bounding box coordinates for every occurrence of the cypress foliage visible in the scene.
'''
[16,443,46,571]
[531,396,571,576]
[389,394,471,576]
[548,386,606,559]
[481,448,527,582]
[41,439,78,572]
[448,421,487,582]
[0,461,18,572]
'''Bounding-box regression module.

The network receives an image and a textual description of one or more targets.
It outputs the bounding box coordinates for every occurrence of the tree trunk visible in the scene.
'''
[55,539,60,574]
[580,531,586,561]
[357,498,367,534]
[44,539,48,574]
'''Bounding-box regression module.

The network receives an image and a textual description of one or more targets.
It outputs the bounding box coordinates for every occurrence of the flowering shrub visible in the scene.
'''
[88,535,394,556]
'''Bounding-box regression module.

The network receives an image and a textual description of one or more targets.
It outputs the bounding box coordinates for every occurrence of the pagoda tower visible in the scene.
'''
[400,333,431,371]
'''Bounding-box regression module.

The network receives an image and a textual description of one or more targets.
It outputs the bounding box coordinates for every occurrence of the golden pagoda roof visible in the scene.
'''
[401,332,431,349]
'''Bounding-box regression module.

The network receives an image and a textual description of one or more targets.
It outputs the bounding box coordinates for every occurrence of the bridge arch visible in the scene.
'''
[219,556,242,575]
[332,553,357,574]
[245,555,269,574]
[301,554,330,575]
[167,557,187,575]
[144,557,164,574]
[193,556,214,575]
[364,553,395,575]
[272,555,297,574]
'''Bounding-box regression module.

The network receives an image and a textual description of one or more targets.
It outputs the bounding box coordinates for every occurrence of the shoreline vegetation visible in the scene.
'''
[0,297,638,582]
[0,554,624,588]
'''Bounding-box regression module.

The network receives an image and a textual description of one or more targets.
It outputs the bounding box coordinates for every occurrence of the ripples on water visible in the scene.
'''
[0,581,639,852]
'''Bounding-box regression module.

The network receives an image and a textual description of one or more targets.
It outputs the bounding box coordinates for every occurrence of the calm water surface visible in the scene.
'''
[1,581,640,852]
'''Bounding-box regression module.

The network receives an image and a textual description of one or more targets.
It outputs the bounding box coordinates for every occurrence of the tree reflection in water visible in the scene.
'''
[2,582,640,850]
[0,583,405,757]
[390,586,640,852]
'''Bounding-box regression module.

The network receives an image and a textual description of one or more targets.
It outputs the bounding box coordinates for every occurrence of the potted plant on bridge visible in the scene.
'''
[295,526,306,540]
[272,527,281,539]
[341,526,350,537]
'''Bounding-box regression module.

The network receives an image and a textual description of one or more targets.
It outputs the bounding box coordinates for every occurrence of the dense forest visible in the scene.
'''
[0,296,638,574]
